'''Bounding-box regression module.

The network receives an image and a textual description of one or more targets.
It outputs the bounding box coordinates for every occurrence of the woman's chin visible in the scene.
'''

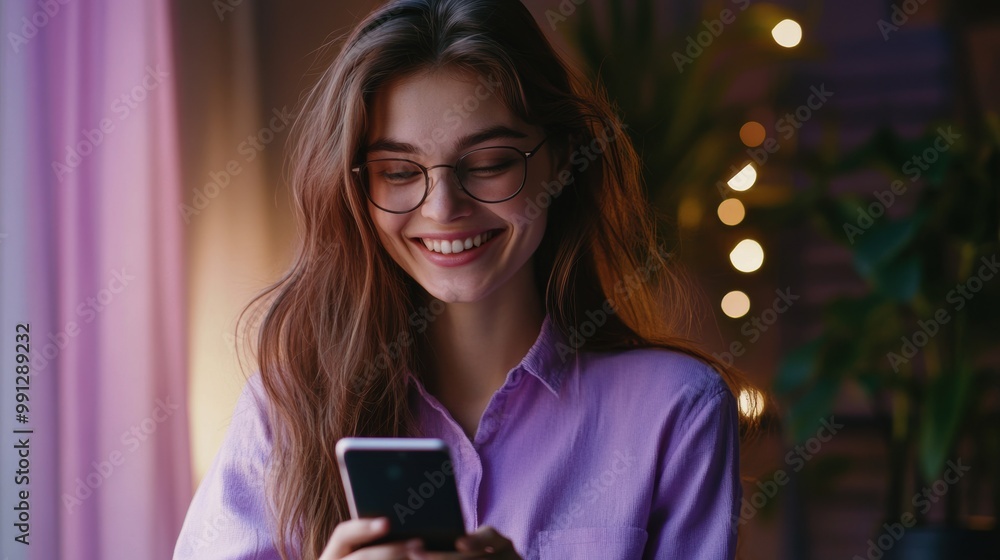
[423,286,485,305]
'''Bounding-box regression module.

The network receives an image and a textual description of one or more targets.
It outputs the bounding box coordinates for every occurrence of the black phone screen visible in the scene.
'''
[341,446,466,551]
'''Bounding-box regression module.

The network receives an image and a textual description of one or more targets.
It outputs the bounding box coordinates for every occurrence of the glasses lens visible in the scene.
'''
[362,159,426,212]
[456,147,526,202]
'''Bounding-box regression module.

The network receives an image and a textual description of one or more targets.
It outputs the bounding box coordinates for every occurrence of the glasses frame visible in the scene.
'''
[352,137,548,214]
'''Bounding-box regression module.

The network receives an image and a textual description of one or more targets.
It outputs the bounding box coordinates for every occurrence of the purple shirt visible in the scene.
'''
[174,314,741,559]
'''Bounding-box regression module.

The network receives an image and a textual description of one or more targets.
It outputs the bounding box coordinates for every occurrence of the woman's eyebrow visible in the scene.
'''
[455,125,528,150]
[365,125,529,155]
[365,138,416,154]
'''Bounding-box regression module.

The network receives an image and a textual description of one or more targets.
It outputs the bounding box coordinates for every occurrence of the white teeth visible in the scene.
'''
[421,230,496,254]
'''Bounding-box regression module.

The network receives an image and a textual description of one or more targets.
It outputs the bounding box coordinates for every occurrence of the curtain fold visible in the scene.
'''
[1,1,191,558]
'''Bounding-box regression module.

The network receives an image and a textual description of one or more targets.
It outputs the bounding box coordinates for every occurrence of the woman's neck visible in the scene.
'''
[421,264,545,404]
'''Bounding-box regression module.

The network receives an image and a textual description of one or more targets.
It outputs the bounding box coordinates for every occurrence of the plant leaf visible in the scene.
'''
[787,376,841,444]
[918,364,974,481]
[873,252,922,303]
[853,213,924,278]
[774,339,823,396]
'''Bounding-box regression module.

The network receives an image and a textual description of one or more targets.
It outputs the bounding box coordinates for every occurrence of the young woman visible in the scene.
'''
[174,1,753,558]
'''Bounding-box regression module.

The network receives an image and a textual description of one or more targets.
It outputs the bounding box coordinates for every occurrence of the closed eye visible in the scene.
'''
[380,170,422,183]
[466,159,517,177]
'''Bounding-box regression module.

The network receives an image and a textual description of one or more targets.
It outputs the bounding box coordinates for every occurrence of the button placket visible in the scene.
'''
[473,368,524,449]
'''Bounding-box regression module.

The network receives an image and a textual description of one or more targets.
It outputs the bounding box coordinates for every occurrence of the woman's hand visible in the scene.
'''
[319,517,424,560]
[408,526,523,560]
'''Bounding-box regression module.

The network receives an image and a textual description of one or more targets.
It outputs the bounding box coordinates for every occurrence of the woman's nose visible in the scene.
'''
[420,167,472,223]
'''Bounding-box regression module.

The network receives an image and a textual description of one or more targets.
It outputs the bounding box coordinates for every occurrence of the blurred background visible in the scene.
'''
[0,0,998,559]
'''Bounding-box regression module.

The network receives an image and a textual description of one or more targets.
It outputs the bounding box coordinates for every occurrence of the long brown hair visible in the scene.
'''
[239,1,758,558]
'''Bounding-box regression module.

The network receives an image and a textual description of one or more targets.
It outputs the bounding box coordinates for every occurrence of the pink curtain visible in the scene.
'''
[1,1,191,558]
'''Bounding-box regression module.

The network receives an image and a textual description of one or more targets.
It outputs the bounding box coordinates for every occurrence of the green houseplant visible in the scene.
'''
[769,112,1000,557]
[766,0,1000,552]
[564,1,1000,557]
[564,0,806,230]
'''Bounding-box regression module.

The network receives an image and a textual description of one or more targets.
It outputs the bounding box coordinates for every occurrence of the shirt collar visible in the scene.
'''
[404,312,570,398]
[519,312,569,396]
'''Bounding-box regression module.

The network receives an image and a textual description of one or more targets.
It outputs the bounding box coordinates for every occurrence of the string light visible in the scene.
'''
[772,19,802,48]
[727,163,757,192]
[717,198,745,226]
[730,239,764,272]
[721,290,751,318]
[738,388,765,419]
[739,121,766,147]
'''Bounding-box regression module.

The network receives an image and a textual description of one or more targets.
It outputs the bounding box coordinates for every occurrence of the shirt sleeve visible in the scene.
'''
[173,375,282,559]
[645,377,741,560]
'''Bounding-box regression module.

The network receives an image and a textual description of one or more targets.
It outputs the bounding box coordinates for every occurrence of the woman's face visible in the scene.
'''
[364,67,557,305]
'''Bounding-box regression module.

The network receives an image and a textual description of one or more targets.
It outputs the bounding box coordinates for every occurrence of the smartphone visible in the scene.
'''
[335,437,466,551]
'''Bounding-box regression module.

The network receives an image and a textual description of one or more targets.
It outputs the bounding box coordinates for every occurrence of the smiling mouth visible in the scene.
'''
[415,229,503,255]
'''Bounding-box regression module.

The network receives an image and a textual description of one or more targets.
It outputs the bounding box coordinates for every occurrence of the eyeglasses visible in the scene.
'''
[352,137,547,214]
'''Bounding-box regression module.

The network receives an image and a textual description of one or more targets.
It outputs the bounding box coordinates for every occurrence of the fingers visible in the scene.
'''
[349,539,423,560]
[323,518,389,559]
[319,517,425,560]
[455,526,514,557]
[321,522,517,560]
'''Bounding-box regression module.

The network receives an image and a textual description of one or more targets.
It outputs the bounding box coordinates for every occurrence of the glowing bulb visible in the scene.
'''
[730,239,764,272]
[717,198,745,226]
[738,388,765,419]
[721,290,751,318]
[727,163,757,192]
[772,19,802,48]
[739,121,766,147]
